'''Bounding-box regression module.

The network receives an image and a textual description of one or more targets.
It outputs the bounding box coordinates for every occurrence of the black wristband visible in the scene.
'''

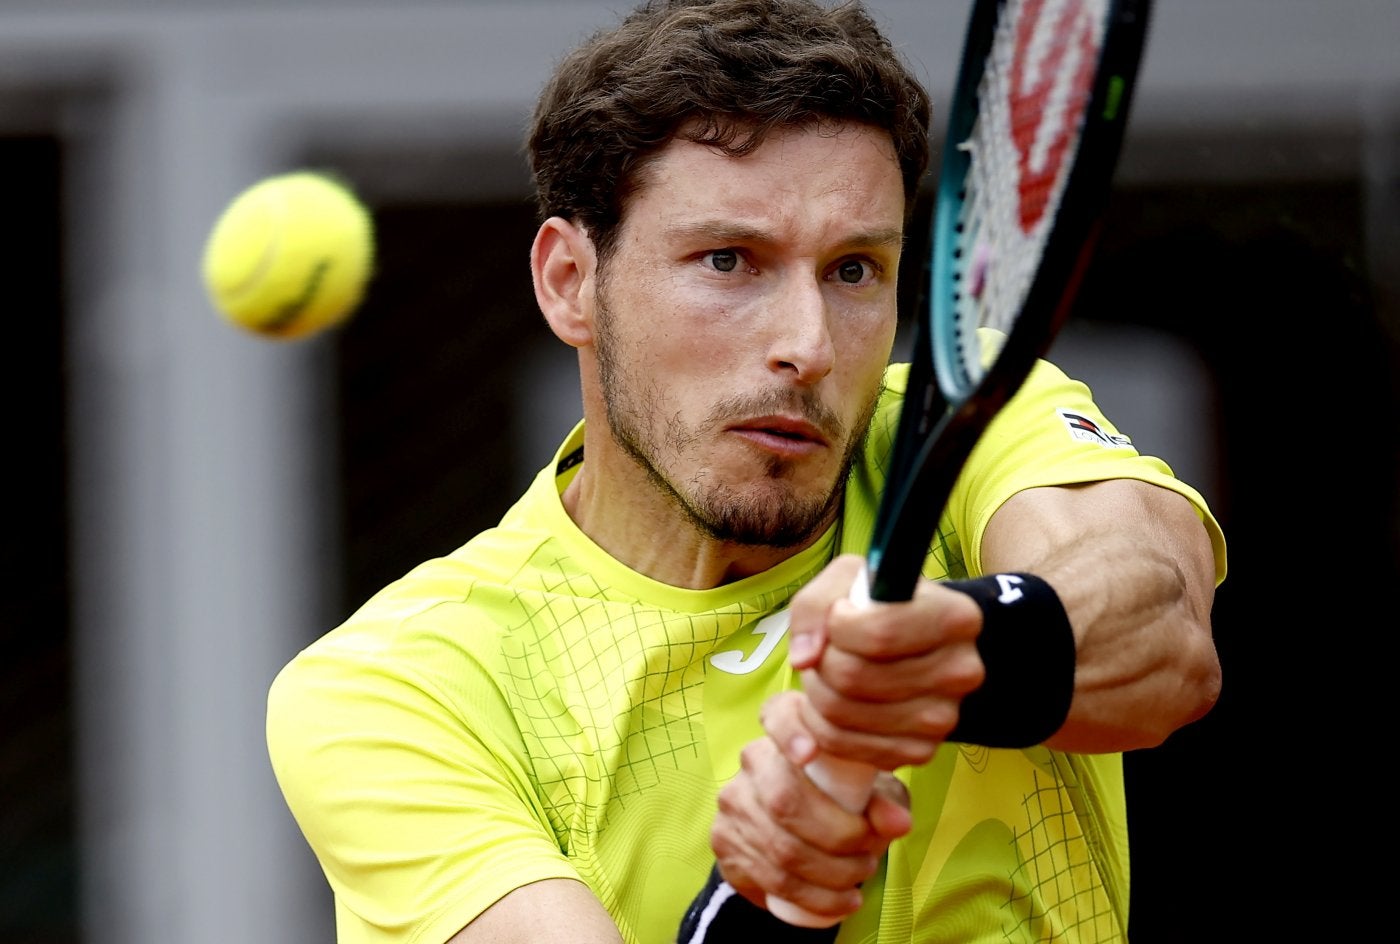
[677,865,839,943]
[944,573,1076,748]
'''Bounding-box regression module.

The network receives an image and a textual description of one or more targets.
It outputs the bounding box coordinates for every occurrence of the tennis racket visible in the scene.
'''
[768,0,1153,928]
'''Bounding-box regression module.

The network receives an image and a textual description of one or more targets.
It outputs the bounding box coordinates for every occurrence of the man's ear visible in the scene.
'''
[532,216,597,348]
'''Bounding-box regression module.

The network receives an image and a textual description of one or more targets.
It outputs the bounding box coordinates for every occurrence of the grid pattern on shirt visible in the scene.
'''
[496,551,813,853]
[1002,764,1120,943]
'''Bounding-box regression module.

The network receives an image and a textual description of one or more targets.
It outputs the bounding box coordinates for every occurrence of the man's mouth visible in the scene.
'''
[728,415,830,455]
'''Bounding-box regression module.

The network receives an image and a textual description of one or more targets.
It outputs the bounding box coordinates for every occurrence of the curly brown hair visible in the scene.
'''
[527,0,932,263]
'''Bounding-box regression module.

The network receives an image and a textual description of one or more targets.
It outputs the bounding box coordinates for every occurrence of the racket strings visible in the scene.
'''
[951,0,1106,386]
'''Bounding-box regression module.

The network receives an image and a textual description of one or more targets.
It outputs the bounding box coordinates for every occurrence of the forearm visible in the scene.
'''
[980,479,1221,753]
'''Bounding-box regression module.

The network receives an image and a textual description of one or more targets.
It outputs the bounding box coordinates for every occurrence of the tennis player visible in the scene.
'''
[266,2,1226,942]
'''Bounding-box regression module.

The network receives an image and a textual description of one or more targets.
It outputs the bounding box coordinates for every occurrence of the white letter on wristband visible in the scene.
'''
[944,572,1076,748]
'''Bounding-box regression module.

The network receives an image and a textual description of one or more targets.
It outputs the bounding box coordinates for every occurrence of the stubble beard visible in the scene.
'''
[593,290,880,550]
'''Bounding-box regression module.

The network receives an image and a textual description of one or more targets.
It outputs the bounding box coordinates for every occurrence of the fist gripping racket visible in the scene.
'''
[767,0,1153,929]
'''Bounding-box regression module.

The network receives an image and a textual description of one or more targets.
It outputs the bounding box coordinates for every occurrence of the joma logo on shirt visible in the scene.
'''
[710,609,790,675]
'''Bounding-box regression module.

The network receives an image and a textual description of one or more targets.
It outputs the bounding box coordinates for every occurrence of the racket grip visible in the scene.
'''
[767,567,879,927]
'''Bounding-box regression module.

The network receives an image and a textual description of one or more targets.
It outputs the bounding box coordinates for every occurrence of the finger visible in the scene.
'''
[787,554,867,669]
[715,739,879,895]
[799,650,977,738]
[793,688,945,768]
[740,736,881,863]
[758,691,818,766]
[812,636,985,703]
[867,773,914,841]
[823,579,984,661]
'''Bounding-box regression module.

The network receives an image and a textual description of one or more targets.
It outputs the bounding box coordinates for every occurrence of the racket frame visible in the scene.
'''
[865,0,1153,604]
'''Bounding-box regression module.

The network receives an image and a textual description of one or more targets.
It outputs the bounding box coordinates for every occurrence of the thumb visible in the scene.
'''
[867,773,913,841]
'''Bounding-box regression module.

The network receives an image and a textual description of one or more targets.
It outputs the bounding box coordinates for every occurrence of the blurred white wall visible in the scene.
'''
[0,2,1396,942]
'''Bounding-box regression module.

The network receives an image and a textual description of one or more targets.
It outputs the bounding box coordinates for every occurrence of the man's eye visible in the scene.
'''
[836,260,870,284]
[705,249,740,273]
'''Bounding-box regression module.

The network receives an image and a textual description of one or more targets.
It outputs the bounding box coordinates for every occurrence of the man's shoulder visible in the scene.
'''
[882,360,911,393]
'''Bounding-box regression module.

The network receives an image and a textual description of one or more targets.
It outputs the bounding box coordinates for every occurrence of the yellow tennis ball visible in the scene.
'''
[202,171,374,339]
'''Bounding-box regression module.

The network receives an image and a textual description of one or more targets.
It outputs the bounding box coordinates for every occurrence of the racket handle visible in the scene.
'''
[767,566,880,928]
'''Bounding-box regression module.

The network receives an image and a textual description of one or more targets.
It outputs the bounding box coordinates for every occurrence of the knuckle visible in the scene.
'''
[860,617,903,652]
[818,656,892,705]
[736,738,769,772]
[956,649,987,692]
[917,700,960,738]
[767,830,809,872]
[709,823,736,856]
[767,785,807,829]
[820,656,865,697]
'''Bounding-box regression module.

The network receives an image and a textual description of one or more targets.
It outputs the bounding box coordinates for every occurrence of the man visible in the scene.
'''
[266,2,1227,942]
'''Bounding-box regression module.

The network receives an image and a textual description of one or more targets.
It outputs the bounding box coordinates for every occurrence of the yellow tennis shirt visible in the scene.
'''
[267,358,1227,944]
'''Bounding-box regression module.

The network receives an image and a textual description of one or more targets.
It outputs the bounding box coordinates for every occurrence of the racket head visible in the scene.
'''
[867,0,1152,601]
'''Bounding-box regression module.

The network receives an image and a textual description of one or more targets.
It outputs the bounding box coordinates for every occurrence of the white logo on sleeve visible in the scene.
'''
[710,609,790,675]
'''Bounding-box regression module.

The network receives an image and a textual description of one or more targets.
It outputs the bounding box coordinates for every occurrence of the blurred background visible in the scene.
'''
[2,0,1396,942]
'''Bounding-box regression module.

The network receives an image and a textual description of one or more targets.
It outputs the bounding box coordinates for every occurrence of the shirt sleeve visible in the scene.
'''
[266,617,578,944]
[947,355,1228,584]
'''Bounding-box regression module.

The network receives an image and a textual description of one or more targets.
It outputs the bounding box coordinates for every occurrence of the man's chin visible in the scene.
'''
[689,481,840,549]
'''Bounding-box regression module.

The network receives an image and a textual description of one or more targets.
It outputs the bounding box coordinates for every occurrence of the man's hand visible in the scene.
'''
[709,690,912,922]
[785,554,986,770]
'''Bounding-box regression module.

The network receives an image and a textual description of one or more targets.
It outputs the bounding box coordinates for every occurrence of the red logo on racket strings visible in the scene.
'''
[1009,0,1099,232]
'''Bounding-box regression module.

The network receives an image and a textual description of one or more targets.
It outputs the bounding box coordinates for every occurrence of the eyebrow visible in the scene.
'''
[669,220,906,252]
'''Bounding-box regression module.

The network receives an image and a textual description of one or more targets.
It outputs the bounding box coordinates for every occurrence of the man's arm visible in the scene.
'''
[697,478,1220,924]
[784,477,1221,769]
[981,478,1221,753]
[446,879,624,944]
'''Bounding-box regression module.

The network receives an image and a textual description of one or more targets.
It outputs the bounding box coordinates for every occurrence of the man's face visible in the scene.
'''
[592,122,905,548]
